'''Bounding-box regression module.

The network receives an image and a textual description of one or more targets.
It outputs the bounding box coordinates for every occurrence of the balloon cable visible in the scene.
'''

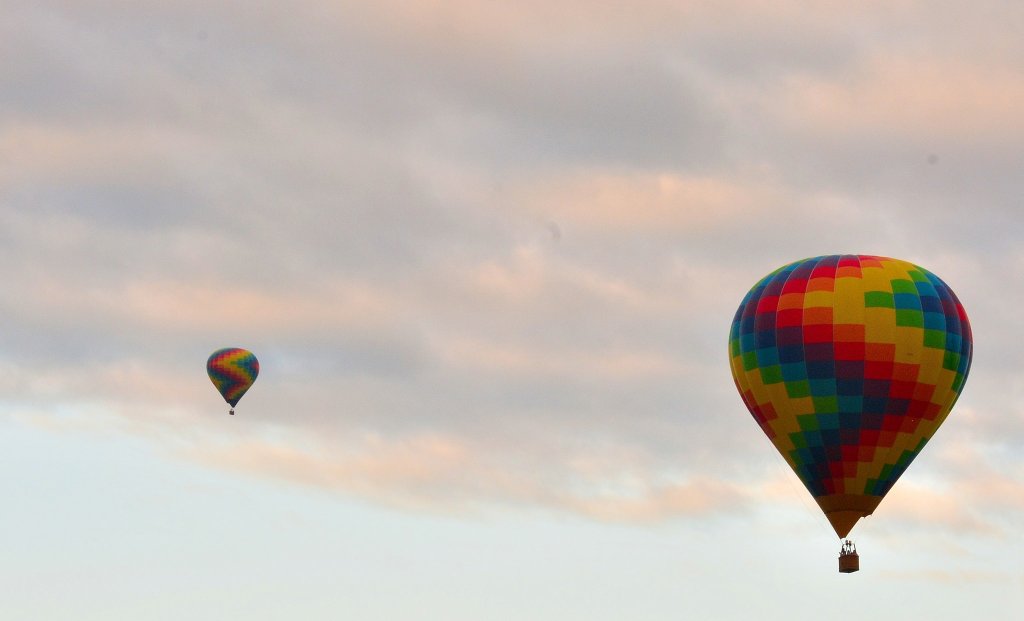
[771,453,839,541]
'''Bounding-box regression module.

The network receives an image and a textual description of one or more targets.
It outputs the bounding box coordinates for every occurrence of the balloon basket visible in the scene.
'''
[229,409,235,416]
[838,540,859,573]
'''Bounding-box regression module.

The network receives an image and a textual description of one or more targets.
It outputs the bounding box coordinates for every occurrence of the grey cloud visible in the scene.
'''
[2,0,1022,530]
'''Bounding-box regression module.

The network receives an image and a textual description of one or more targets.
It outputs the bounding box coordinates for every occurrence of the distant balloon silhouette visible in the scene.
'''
[728,255,972,564]
[207,348,259,415]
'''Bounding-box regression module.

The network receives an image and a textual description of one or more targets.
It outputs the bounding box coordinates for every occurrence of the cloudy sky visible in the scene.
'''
[3,1,1023,619]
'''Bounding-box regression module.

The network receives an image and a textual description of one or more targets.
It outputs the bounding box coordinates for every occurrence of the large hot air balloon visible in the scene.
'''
[728,255,972,571]
[207,347,259,415]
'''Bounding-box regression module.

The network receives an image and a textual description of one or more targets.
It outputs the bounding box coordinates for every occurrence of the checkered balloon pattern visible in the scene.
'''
[728,255,972,537]
[207,347,260,408]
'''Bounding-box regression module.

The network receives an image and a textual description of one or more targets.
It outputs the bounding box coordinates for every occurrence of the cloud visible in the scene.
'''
[181,429,749,522]
[779,55,1024,144]
[877,483,998,537]
[522,172,780,236]
[2,0,1022,536]
[861,435,1024,538]
[438,336,691,381]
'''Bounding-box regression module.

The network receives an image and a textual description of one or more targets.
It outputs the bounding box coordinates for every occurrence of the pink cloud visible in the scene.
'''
[8,273,402,340]
[875,482,998,536]
[438,336,692,382]
[181,430,748,521]
[779,54,1024,142]
[520,171,783,235]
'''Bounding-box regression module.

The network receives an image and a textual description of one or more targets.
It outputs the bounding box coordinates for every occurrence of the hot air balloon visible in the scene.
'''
[207,347,259,415]
[728,255,972,572]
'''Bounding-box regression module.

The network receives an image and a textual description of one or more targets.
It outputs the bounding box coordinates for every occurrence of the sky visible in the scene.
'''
[2,1,1023,619]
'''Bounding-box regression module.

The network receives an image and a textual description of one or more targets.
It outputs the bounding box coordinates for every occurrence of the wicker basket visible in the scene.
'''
[839,551,860,573]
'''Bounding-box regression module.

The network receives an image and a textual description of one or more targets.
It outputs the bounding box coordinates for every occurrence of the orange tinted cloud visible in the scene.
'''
[522,172,781,235]
[780,55,1024,142]
[183,430,747,521]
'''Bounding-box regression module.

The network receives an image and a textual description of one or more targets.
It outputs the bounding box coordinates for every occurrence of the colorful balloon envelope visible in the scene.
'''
[207,347,260,415]
[729,255,972,538]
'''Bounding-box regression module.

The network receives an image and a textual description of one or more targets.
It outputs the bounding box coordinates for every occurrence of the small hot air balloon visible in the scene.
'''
[207,347,259,415]
[729,255,972,572]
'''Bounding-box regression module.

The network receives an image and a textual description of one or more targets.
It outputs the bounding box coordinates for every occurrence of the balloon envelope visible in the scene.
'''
[207,347,259,408]
[728,255,972,538]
